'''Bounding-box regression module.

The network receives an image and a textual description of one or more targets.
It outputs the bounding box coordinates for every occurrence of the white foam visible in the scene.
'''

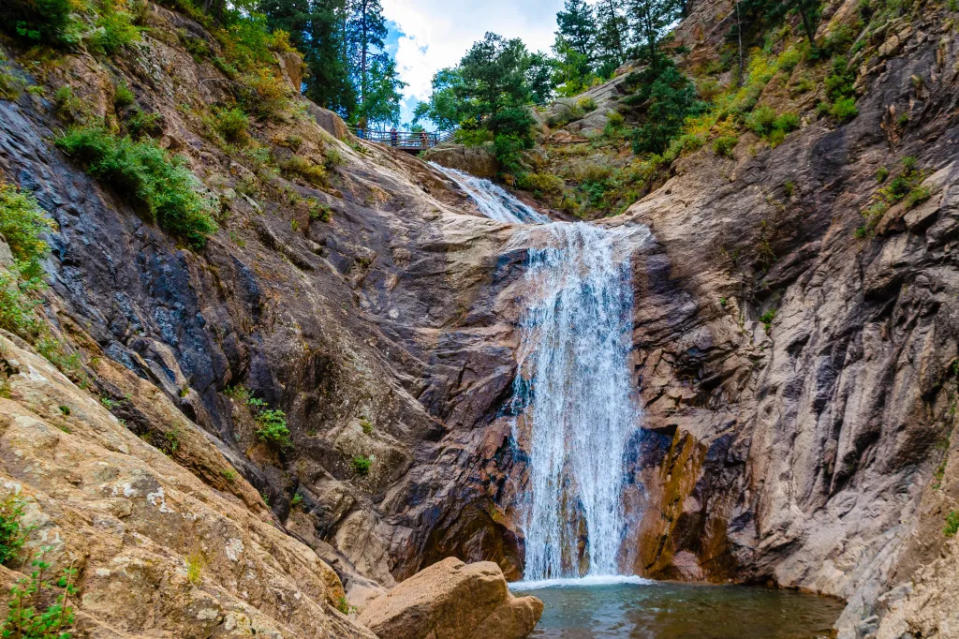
[510,575,653,590]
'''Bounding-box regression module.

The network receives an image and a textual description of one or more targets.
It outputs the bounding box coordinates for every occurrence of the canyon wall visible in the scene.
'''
[0,0,957,636]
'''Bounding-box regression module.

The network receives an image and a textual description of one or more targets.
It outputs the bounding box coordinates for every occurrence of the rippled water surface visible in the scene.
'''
[513,580,845,639]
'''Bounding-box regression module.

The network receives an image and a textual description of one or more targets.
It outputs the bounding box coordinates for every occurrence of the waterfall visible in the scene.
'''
[433,162,642,581]
[429,163,550,224]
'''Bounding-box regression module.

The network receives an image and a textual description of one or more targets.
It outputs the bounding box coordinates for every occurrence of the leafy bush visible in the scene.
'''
[829,96,859,122]
[2,552,76,639]
[713,135,738,157]
[88,7,141,55]
[1,0,74,45]
[214,107,250,144]
[945,510,959,537]
[237,69,290,119]
[0,495,27,566]
[352,455,372,475]
[746,105,777,136]
[113,83,135,108]
[280,155,326,187]
[493,133,530,176]
[576,96,597,112]
[255,409,291,448]
[825,57,856,101]
[125,109,163,138]
[56,127,217,249]
[760,309,777,331]
[516,172,564,194]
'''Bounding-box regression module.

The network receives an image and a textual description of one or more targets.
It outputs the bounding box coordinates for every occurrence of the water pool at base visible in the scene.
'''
[512,579,845,639]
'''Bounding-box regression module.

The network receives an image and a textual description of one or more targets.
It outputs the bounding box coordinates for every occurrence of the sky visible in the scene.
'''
[381,0,569,127]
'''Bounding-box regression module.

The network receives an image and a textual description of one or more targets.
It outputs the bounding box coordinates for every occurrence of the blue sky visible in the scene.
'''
[381,0,569,127]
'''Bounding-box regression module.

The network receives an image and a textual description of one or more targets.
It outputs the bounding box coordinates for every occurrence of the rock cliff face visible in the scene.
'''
[0,0,958,636]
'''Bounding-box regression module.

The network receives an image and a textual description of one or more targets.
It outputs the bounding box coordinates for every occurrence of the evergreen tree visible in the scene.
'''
[555,0,596,60]
[526,51,556,104]
[595,0,629,76]
[345,0,389,124]
[258,0,356,115]
[627,0,683,65]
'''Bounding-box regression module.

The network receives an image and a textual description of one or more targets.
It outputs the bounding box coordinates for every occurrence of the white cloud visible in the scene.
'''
[382,0,567,122]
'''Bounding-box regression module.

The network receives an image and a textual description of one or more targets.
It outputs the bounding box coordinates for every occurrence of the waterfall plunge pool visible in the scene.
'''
[511,578,844,639]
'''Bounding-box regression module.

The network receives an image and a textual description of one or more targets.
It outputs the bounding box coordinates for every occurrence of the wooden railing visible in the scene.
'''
[350,128,455,150]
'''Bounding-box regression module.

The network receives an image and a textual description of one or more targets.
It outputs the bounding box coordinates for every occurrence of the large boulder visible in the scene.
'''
[357,557,543,639]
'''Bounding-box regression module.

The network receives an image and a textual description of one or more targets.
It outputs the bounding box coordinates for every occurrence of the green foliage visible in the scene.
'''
[858,156,927,235]
[629,61,702,155]
[0,182,53,339]
[255,409,291,448]
[576,96,597,112]
[827,96,859,122]
[516,172,564,194]
[55,127,217,249]
[0,496,27,566]
[88,5,141,55]
[352,455,372,475]
[0,69,25,101]
[713,135,738,157]
[113,83,135,108]
[359,418,374,435]
[760,309,776,331]
[290,492,303,507]
[185,551,204,584]
[220,468,237,483]
[279,155,326,187]
[945,511,959,537]
[875,166,889,182]
[237,69,290,119]
[214,107,250,144]
[1,0,75,45]
[2,552,76,639]
[308,201,332,222]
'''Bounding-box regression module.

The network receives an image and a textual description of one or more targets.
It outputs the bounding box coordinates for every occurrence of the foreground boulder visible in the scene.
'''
[357,557,543,639]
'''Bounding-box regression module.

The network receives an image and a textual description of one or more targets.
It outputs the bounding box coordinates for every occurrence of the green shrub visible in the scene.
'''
[903,186,930,209]
[606,111,625,128]
[773,113,800,132]
[875,166,889,182]
[746,105,777,136]
[829,96,858,122]
[237,69,290,119]
[776,45,803,72]
[255,409,291,448]
[945,510,959,537]
[88,7,141,55]
[0,182,53,276]
[2,552,77,638]
[290,492,304,507]
[516,172,564,194]
[824,57,856,101]
[760,309,777,331]
[308,201,332,222]
[576,96,597,112]
[215,107,250,144]
[352,455,372,475]
[0,495,27,566]
[1,0,74,45]
[280,155,326,187]
[125,109,163,138]
[713,135,738,157]
[56,127,217,249]
[113,83,135,108]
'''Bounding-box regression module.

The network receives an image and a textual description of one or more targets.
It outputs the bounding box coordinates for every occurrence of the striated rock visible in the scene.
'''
[357,557,542,639]
[0,331,376,638]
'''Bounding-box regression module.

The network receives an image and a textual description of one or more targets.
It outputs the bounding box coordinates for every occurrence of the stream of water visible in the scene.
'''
[432,163,843,637]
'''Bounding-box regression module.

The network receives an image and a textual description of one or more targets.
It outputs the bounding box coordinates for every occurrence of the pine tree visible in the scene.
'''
[258,0,356,115]
[626,0,683,65]
[595,0,628,76]
[555,0,596,60]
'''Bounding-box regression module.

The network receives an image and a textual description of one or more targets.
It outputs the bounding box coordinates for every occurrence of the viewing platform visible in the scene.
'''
[351,128,454,153]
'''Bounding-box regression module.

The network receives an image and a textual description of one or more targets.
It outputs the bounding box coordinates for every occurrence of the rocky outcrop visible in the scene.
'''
[422,143,499,178]
[0,331,375,638]
[357,557,542,639]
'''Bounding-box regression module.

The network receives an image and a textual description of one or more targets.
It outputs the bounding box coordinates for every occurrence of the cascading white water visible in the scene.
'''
[432,161,642,581]
[509,223,639,580]
[429,162,549,224]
